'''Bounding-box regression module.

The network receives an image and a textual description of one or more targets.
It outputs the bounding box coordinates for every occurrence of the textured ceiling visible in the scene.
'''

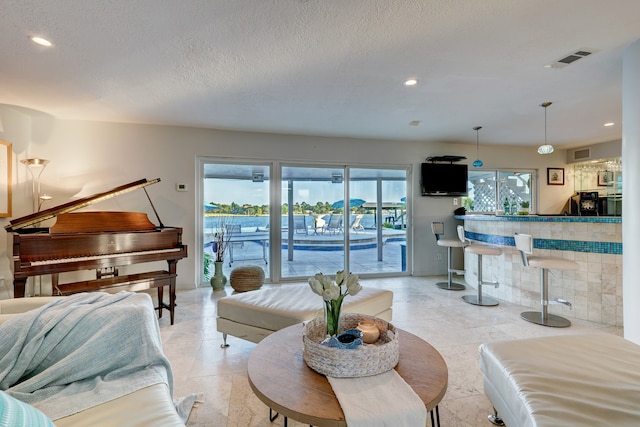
[2,0,640,148]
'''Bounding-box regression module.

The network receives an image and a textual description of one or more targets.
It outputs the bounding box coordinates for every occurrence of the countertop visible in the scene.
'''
[455,214,621,223]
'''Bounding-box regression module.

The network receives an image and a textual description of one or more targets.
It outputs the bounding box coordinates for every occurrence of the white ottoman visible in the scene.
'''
[479,333,640,427]
[217,285,393,346]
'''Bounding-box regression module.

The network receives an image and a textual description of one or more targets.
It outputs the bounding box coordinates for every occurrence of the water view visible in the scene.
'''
[204,214,386,232]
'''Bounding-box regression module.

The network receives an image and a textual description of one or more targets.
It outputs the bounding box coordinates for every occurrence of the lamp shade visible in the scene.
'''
[537,144,554,154]
[21,158,49,168]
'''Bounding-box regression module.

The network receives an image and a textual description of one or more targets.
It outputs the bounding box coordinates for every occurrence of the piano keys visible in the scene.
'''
[5,178,188,324]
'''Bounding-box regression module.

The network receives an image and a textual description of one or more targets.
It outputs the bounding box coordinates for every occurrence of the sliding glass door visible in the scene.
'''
[348,168,408,275]
[281,166,346,279]
[280,165,408,279]
[198,159,409,285]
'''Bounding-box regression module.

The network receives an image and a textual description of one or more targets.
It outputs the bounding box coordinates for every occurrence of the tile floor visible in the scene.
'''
[158,276,622,427]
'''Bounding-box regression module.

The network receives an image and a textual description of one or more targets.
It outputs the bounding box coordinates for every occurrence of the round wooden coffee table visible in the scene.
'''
[247,323,448,427]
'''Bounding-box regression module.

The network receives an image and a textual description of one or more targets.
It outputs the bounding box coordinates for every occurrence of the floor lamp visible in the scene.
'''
[20,158,50,296]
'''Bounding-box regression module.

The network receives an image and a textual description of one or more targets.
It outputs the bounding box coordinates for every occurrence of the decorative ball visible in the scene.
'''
[229,265,265,292]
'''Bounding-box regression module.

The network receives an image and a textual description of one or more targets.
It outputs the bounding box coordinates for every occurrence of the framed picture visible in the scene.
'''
[0,140,12,217]
[547,167,564,186]
[597,170,610,187]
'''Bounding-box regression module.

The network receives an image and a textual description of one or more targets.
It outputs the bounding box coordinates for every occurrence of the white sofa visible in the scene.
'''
[479,333,640,427]
[0,296,185,427]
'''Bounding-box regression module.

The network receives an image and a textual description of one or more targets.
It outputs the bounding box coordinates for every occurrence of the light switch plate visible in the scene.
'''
[176,183,188,192]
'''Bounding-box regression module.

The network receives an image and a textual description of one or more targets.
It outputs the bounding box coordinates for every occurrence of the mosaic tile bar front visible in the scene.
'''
[455,215,623,326]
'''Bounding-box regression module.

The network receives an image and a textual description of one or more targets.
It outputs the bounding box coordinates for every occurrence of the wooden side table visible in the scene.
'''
[248,323,448,426]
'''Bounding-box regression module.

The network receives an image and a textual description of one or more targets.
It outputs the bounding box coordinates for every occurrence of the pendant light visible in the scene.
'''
[537,102,554,154]
[472,126,483,167]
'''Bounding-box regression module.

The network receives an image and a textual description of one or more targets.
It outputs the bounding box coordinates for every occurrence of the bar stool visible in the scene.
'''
[514,233,577,327]
[431,221,466,290]
[458,226,502,306]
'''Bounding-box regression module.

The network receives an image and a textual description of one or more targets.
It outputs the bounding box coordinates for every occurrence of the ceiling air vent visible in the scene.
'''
[547,48,596,69]
[573,148,591,161]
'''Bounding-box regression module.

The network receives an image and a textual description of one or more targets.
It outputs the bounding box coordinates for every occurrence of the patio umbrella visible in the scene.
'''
[331,198,366,209]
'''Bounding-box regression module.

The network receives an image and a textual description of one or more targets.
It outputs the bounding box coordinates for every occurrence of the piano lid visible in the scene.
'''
[5,178,161,232]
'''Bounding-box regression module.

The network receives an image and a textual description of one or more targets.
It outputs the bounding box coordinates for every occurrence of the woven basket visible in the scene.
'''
[302,313,399,378]
[229,266,265,292]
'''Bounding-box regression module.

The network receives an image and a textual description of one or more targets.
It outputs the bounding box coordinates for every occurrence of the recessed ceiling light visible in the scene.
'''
[30,36,52,47]
[409,120,420,126]
[404,79,418,86]
[604,122,615,127]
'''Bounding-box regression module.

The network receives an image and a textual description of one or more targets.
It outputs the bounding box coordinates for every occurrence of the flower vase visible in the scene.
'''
[210,261,227,290]
[324,298,343,337]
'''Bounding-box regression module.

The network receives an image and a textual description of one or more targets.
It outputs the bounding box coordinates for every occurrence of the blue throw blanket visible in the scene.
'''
[0,291,173,420]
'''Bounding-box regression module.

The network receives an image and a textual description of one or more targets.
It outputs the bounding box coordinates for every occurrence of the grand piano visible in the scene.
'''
[5,178,188,324]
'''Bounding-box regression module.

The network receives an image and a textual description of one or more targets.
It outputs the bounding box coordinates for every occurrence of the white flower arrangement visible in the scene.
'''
[308,270,362,336]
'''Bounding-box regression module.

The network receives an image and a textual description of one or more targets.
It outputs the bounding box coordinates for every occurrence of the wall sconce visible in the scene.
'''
[21,158,50,212]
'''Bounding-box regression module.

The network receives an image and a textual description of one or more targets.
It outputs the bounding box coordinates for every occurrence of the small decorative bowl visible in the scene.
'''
[321,329,363,349]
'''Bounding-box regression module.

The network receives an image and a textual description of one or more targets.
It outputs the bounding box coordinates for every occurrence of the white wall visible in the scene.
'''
[622,39,640,343]
[0,106,574,291]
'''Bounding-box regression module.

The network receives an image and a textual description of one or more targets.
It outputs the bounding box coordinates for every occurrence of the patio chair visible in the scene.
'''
[325,215,343,234]
[294,216,308,235]
[226,224,244,266]
[350,214,365,233]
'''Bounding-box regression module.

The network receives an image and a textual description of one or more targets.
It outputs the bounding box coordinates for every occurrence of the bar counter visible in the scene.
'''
[454,214,622,326]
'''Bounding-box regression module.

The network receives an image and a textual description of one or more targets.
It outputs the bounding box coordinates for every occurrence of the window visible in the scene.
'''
[464,170,534,213]
[200,161,271,285]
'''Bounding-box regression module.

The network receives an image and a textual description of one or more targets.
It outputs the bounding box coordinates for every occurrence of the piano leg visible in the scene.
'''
[13,278,27,298]
[169,282,176,325]
[157,286,164,319]
[156,284,176,325]
[165,259,178,325]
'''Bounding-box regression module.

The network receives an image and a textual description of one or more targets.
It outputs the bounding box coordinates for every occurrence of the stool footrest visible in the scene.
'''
[551,298,572,307]
[480,280,499,288]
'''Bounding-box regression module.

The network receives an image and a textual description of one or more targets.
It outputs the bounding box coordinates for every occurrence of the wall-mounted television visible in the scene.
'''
[421,162,468,196]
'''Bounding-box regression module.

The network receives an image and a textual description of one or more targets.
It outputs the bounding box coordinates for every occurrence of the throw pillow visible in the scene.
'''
[0,391,55,427]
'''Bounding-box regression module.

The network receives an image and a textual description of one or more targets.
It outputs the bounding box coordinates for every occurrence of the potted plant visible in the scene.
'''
[203,252,212,280]
[519,201,530,215]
